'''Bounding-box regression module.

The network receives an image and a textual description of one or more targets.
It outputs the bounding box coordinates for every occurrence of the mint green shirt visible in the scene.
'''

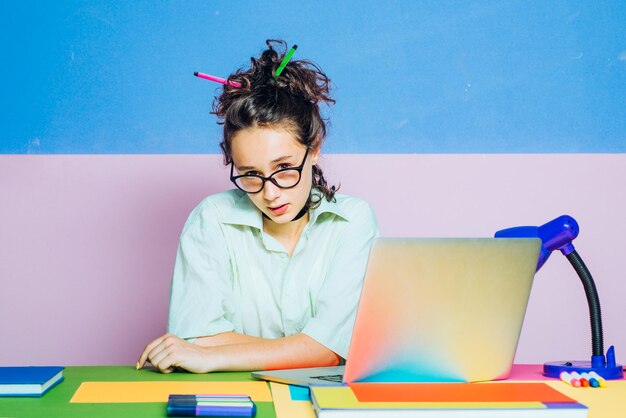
[166,189,379,358]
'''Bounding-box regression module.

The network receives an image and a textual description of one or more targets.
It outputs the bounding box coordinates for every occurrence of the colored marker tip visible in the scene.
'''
[194,71,199,76]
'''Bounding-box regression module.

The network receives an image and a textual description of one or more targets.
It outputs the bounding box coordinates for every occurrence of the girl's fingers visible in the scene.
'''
[137,333,172,368]
[152,350,177,373]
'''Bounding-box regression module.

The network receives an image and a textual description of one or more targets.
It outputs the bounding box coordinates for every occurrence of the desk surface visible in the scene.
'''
[0,366,275,418]
[0,365,623,418]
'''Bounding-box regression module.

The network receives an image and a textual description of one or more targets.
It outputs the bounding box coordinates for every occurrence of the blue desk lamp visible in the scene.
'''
[495,215,622,379]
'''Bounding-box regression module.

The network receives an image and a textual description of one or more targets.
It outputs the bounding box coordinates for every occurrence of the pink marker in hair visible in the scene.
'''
[194,71,241,88]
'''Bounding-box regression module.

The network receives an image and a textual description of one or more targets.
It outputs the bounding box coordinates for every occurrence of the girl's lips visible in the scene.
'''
[269,203,289,216]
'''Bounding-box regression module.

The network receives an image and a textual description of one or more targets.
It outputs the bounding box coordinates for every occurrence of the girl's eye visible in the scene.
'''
[244,171,259,176]
[278,163,292,170]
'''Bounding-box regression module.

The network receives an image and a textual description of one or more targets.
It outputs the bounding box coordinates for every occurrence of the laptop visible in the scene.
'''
[252,237,541,386]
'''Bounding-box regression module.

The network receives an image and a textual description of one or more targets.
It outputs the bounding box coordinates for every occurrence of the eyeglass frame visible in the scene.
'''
[230,147,310,194]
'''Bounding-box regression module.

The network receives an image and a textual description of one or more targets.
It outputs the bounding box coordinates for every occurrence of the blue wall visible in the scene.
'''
[1,0,625,154]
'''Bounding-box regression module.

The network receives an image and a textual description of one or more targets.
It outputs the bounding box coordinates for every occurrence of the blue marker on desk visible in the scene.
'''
[589,371,608,387]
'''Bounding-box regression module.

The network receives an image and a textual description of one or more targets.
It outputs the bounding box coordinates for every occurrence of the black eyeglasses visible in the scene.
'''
[230,148,310,194]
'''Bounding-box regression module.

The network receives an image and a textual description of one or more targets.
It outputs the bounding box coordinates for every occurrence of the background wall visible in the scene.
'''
[2,0,625,154]
[1,1,625,367]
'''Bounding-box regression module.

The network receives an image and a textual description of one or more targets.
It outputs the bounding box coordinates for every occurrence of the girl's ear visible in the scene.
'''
[311,147,321,165]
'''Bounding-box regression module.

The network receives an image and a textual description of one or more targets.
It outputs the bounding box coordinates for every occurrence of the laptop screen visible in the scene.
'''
[344,238,540,383]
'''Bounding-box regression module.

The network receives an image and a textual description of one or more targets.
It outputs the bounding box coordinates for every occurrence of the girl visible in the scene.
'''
[137,40,378,373]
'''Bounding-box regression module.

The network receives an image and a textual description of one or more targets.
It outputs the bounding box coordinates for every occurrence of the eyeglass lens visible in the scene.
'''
[235,169,301,193]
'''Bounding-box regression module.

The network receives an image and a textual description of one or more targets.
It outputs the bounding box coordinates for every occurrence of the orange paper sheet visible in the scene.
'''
[311,386,550,410]
[70,381,272,403]
[349,382,576,403]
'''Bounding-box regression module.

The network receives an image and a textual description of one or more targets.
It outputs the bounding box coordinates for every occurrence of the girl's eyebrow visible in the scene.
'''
[237,155,294,171]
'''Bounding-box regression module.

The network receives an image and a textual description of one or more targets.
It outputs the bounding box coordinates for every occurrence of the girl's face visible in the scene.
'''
[230,126,319,224]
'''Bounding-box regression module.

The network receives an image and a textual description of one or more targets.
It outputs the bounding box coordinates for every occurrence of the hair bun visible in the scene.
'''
[228,40,335,106]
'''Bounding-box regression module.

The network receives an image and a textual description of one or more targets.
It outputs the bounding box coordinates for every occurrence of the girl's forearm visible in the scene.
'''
[193,332,265,347]
[200,333,341,372]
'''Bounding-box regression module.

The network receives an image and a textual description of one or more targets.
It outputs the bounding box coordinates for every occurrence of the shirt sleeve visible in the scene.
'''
[301,199,379,359]
[166,200,236,339]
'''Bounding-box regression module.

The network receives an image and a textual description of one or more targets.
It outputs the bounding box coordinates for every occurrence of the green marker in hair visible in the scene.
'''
[275,44,298,77]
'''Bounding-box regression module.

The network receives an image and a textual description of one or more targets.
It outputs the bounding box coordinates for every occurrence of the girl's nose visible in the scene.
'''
[263,180,281,200]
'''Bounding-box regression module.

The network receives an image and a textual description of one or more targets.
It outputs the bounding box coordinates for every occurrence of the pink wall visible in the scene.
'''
[1,154,625,366]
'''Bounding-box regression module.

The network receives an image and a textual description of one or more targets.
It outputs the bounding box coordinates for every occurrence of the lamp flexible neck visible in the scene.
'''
[566,250,604,357]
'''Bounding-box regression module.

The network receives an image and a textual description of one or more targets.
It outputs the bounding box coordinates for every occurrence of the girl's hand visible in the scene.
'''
[136,333,214,374]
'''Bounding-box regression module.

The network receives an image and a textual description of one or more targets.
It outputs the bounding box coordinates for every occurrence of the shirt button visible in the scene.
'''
[281,254,288,259]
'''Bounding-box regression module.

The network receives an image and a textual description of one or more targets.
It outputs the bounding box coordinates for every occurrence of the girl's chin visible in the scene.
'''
[266,212,291,223]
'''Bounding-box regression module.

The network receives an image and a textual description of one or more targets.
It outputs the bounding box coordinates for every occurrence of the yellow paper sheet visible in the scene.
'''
[70,381,272,403]
[269,382,315,418]
[543,380,626,418]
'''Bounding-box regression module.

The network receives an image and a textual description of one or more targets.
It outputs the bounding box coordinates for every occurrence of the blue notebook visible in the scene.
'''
[0,366,64,397]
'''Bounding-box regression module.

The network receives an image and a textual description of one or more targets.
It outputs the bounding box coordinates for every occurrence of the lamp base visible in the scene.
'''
[543,360,623,380]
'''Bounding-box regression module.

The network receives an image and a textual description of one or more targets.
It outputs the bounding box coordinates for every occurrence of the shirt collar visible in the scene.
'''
[221,189,350,229]
[309,190,351,224]
[221,191,264,230]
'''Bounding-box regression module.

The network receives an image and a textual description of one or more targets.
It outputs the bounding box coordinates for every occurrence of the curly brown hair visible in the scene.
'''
[212,39,338,205]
